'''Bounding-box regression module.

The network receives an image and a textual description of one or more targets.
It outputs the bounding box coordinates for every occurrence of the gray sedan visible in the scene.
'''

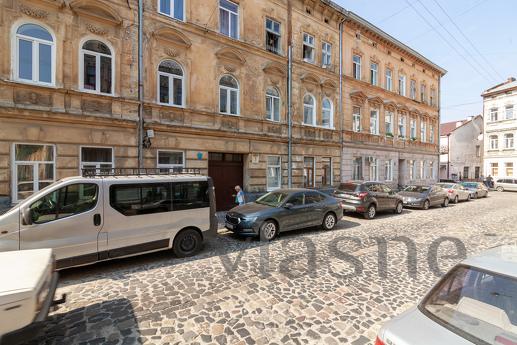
[225,189,343,240]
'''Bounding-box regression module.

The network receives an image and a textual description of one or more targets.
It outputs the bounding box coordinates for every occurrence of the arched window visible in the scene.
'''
[266,87,280,122]
[15,23,54,85]
[322,98,333,128]
[303,94,315,125]
[80,40,113,94]
[219,75,239,115]
[158,60,184,106]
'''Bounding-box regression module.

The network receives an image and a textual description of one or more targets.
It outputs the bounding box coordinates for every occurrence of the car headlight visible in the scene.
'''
[242,216,257,223]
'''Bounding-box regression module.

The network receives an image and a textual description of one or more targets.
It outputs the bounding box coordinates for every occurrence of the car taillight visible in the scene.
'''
[357,192,368,200]
[448,189,454,193]
[374,337,386,345]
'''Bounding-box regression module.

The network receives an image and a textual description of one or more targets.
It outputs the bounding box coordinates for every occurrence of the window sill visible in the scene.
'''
[157,11,186,23]
[302,123,335,130]
[158,102,185,109]
[79,88,115,97]
[11,79,56,89]
[219,112,240,117]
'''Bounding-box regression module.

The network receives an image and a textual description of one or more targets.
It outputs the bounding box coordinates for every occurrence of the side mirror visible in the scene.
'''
[284,203,294,209]
[21,208,32,226]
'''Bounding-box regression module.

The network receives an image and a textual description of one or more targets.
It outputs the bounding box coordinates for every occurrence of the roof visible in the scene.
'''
[440,121,463,136]
[462,245,517,277]
[482,77,517,96]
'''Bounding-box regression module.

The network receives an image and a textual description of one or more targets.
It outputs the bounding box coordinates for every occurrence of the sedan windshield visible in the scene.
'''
[256,191,290,207]
[421,265,517,345]
[462,183,478,188]
[403,185,429,193]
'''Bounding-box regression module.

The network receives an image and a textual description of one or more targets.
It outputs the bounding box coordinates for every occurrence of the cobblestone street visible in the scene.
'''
[28,192,517,345]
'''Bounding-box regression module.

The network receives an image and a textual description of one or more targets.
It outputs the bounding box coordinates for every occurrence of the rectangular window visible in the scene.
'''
[353,106,361,132]
[506,162,514,176]
[399,75,406,97]
[385,159,393,181]
[385,111,394,136]
[410,80,416,100]
[490,108,498,122]
[157,150,185,172]
[505,134,514,149]
[172,181,210,211]
[476,145,481,157]
[410,119,417,139]
[81,147,113,173]
[420,84,427,103]
[13,143,55,202]
[353,55,361,80]
[506,105,514,120]
[265,18,281,54]
[18,39,33,80]
[322,157,332,186]
[419,161,425,179]
[409,160,415,180]
[303,157,315,187]
[303,33,315,63]
[370,109,379,135]
[322,42,332,67]
[429,161,434,180]
[385,68,392,91]
[430,125,435,144]
[353,157,363,180]
[475,166,480,179]
[370,62,378,86]
[159,0,184,20]
[266,89,280,122]
[421,121,427,142]
[220,0,239,39]
[463,166,469,179]
[490,136,499,150]
[369,158,378,181]
[430,89,436,107]
[399,116,407,138]
[491,162,499,176]
[266,156,281,191]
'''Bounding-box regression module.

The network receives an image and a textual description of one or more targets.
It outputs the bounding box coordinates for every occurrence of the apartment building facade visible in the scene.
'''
[482,77,517,179]
[0,0,444,210]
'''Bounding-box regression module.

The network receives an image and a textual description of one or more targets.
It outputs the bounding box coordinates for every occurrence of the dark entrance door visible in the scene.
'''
[208,153,244,211]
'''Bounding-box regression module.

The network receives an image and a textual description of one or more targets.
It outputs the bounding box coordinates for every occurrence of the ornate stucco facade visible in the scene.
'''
[0,0,444,209]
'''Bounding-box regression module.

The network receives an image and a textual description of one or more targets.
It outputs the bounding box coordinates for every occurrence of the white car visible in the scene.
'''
[0,249,65,345]
[376,246,517,345]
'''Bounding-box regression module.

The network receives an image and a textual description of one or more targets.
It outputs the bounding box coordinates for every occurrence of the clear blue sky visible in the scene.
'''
[334,0,517,123]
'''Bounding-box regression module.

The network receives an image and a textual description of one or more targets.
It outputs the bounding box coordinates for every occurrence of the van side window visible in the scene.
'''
[30,183,98,224]
[110,183,172,216]
[172,181,210,211]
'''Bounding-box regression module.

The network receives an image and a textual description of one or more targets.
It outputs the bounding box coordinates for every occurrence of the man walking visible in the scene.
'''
[234,185,245,206]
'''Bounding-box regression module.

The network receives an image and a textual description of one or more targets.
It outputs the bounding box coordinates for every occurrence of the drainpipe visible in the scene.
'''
[438,77,442,181]
[137,0,144,169]
[338,16,347,184]
[287,0,293,188]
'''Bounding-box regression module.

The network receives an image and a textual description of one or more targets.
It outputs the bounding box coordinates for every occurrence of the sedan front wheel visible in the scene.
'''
[259,220,278,241]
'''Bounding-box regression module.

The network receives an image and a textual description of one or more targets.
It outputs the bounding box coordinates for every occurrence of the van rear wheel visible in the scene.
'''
[173,229,202,258]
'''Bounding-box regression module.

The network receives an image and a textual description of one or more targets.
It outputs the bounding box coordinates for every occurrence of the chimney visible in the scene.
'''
[509,77,516,82]
[456,121,463,128]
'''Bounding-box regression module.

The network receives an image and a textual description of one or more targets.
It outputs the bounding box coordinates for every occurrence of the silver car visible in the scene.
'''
[376,246,517,345]
[436,183,471,203]
[495,178,517,192]
[461,182,489,198]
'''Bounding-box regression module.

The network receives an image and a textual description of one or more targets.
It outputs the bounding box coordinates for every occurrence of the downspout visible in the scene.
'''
[137,0,144,169]
[338,16,347,184]
[438,77,442,181]
[287,0,293,188]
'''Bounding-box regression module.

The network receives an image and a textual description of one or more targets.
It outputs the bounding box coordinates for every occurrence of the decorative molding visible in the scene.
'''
[164,48,179,58]
[86,23,108,35]
[224,65,236,73]
[20,4,49,18]
[215,47,246,65]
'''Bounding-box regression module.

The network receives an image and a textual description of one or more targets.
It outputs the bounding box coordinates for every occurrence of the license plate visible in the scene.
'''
[226,223,234,229]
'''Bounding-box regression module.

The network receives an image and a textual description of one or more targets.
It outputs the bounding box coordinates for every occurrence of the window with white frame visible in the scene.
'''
[219,0,239,39]
[430,89,436,107]
[410,80,416,100]
[353,157,363,180]
[15,23,55,85]
[489,135,499,150]
[370,62,378,86]
[353,106,362,132]
[369,158,378,181]
[410,119,417,139]
[158,60,184,107]
[303,157,315,187]
[322,42,332,67]
[157,150,184,172]
[370,109,379,135]
[504,133,514,149]
[506,105,514,120]
[303,94,316,125]
[81,40,113,94]
[490,162,499,176]
[409,160,415,180]
[490,108,498,122]
[158,0,184,20]
[322,157,332,186]
[266,87,280,121]
[13,143,55,203]
[420,83,427,103]
[399,75,406,96]
[384,159,393,181]
[399,115,407,138]
[385,111,394,136]
[421,120,427,142]
[506,162,514,176]
[265,18,281,54]
[322,98,333,128]
[266,156,281,190]
[353,55,361,80]
[420,161,425,179]
[219,75,239,115]
[430,125,435,144]
[80,147,113,173]
[302,33,315,63]
[385,68,392,91]
[429,161,434,179]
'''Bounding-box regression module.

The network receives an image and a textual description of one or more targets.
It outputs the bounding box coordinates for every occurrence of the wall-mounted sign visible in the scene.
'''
[197,152,203,160]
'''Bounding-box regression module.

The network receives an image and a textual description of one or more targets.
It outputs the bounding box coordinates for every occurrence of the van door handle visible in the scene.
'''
[93,214,101,226]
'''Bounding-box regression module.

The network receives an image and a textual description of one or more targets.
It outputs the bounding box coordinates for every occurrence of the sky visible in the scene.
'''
[333,0,517,123]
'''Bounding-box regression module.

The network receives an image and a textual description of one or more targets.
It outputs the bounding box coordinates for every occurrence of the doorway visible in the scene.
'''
[208,153,244,211]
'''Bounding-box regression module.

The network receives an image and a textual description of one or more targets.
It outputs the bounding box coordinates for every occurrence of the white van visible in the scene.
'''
[0,169,217,269]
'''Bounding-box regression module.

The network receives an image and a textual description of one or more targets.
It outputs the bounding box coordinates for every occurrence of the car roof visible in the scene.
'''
[271,188,320,193]
[60,175,208,182]
[461,246,517,278]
